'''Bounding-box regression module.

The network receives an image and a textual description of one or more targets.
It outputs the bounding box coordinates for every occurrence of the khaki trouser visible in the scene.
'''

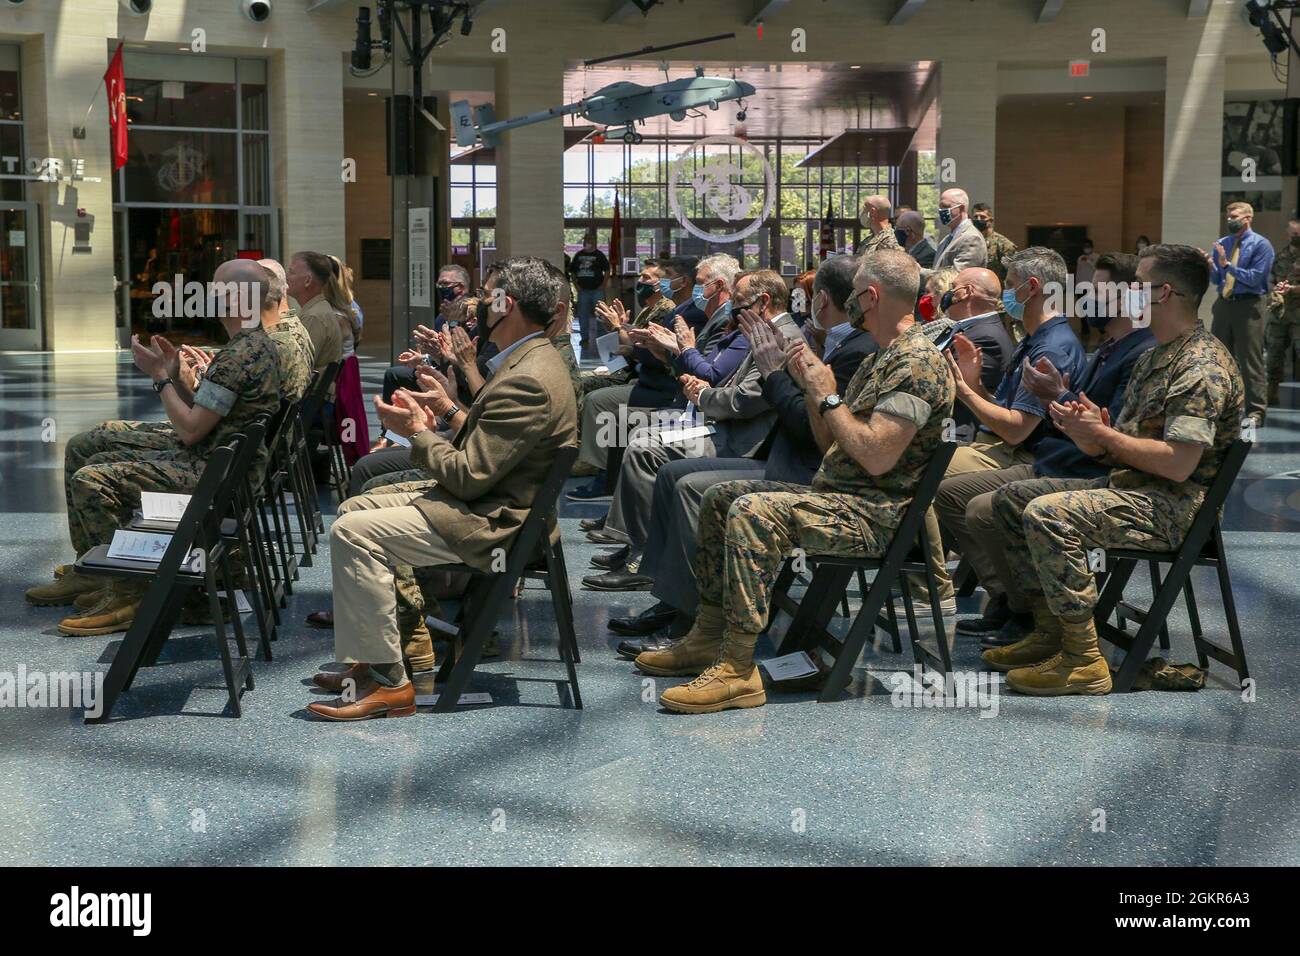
[945,462,1037,599]
[925,438,1035,600]
[330,491,461,665]
[1211,294,1268,420]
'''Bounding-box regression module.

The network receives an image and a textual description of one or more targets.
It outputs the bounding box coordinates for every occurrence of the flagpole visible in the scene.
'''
[73,41,122,139]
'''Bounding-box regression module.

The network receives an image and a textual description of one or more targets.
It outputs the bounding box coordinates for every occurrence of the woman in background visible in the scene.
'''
[327,255,370,466]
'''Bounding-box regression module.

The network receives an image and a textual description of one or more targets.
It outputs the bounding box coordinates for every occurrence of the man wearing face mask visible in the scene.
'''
[855,195,901,257]
[896,210,936,268]
[569,256,729,502]
[578,259,677,400]
[1209,201,1275,424]
[970,203,1017,284]
[940,252,1155,645]
[305,256,577,721]
[932,187,988,273]
[934,268,1015,431]
[1266,218,1300,406]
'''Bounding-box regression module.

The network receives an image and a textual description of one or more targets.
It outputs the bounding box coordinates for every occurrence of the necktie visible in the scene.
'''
[1223,242,1241,299]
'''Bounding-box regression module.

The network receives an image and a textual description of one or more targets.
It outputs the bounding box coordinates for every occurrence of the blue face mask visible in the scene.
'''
[938,205,957,226]
[659,277,675,297]
[1002,282,1028,322]
[692,283,710,311]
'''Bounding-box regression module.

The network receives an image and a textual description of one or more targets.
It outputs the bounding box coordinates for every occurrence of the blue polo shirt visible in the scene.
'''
[980,313,1087,451]
[1210,229,1275,298]
[1034,327,1156,479]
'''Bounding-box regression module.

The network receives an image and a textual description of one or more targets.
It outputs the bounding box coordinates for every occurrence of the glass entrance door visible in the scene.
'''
[0,202,41,350]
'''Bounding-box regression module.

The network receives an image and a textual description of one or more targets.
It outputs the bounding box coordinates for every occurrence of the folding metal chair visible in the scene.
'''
[81,442,254,723]
[766,442,959,702]
[1093,439,1252,692]
[425,446,582,712]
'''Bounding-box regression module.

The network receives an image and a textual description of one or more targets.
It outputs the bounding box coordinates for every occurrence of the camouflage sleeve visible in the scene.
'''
[1162,361,1225,448]
[864,350,935,428]
[194,341,245,417]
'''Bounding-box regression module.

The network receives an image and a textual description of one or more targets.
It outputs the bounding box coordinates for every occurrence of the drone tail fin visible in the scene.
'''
[473,103,501,148]
[451,100,481,147]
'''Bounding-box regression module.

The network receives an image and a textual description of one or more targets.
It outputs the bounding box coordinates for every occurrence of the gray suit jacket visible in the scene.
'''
[934,219,988,272]
[697,311,804,458]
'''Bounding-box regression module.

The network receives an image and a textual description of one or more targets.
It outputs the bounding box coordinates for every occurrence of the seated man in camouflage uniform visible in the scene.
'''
[26,259,283,636]
[636,249,955,714]
[985,243,1245,696]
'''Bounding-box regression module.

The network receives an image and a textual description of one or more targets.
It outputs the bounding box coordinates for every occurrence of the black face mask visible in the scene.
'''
[972,219,990,233]
[940,289,956,312]
[438,286,460,303]
[894,227,909,246]
[635,281,656,305]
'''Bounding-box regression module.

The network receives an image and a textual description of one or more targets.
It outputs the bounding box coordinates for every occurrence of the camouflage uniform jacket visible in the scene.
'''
[1269,242,1300,317]
[267,317,314,403]
[984,230,1017,283]
[1106,326,1243,514]
[185,325,283,479]
[856,228,902,257]
[811,321,956,531]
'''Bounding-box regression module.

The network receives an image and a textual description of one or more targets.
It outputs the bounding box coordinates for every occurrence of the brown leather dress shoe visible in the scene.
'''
[311,662,370,693]
[305,610,333,629]
[307,678,416,721]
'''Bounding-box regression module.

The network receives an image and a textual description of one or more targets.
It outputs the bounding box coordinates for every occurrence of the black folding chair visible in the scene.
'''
[295,362,340,549]
[80,442,254,723]
[1093,439,1252,692]
[767,442,959,702]
[425,446,582,712]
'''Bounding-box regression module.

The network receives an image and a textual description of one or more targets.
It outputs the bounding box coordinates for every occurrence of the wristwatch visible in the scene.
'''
[818,393,844,415]
[439,403,462,429]
[152,377,174,394]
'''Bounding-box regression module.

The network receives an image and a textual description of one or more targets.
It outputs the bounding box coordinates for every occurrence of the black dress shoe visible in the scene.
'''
[579,515,607,532]
[616,631,676,660]
[980,612,1034,648]
[582,570,654,591]
[955,592,1011,635]
[590,546,629,571]
[586,529,624,545]
[609,601,679,635]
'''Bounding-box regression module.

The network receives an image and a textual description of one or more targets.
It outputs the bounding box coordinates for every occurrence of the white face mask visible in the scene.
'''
[860,209,874,229]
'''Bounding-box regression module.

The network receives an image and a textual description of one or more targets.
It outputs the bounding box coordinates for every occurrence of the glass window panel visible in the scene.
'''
[474,186,496,218]
[0,50,19,121]
[126,77,237,129]
[564,187,593,218]
[475,163,496,184]
[629,186,662,219]
[123,129,239,204]
[0,125,22,202]
[242,132,270,206]
[451,186,474,217]
[563,147,591,183]
[241,212,273,256]
[240,62,269,131]
[450,162,472,184]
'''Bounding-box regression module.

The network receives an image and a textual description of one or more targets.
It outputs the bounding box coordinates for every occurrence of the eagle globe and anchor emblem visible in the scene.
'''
[667,135,776,244]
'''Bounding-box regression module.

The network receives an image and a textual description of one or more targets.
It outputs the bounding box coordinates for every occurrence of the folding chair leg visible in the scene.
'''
[883,584,902,654]
[205,565,246,717]
[90,583,183,722]
[1110,561,1193,692]
[1184,577,1209,671]
[1148,561,1171,651]
[821,565,894,702]
[1214,534,1250,686]
[219,552,255,672]
[900,579,924,668]
[547,537,581,666]
[923,564,953,677]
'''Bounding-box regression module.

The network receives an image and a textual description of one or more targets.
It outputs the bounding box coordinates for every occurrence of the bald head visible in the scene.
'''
[860,194,893,234]
[213,258,267,325]
[939,188,969,232]
[945,267,1002,320]
[897,210,925,247]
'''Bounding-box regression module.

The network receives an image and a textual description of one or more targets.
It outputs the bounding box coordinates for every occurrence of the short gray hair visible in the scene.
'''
[257,264,286,312]
[855,248,921,304]
[1005,246,1068,294]
[490,256,559,325]
[438,263,471,287]
[697,253,740,289]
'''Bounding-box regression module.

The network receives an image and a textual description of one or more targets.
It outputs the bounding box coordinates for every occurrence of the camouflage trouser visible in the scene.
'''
[695,480,892,635]
[992,476,1187,623]
[579,368,632,399]
[68,449,205,557]
[350,473,444,624]
[64,421,177,515]
[1266,314,1300,394]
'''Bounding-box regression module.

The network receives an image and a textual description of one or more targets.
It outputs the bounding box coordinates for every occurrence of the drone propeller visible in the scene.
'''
[582,32,737,67]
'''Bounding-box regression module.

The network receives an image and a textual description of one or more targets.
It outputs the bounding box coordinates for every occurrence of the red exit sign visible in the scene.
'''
[1069,60,1091,78]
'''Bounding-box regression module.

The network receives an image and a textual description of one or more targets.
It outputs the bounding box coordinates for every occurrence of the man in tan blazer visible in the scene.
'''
[306,257,578,721]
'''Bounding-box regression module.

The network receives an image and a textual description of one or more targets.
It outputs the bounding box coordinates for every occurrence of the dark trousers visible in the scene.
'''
[382,364,418,404]
[1211,294,1268,420]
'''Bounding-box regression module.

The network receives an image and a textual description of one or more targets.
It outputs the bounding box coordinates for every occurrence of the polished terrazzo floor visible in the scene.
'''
[1,350,1298,866]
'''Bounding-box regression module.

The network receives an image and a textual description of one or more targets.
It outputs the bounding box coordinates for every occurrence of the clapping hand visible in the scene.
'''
[785,341,836,400]
[596,298,628,331]
[673,315,696,352]
[1213,242,1228,268]
[416,365,459,407]
[374,389,434,438]
[131,334,172,380]
[679,373,708,405]
[178,345,211,391]
[1048,391,1111,456]
[413,324,440,353]
[1021,355,1068,403]
[944,333,983,393]
[738,310,786,377]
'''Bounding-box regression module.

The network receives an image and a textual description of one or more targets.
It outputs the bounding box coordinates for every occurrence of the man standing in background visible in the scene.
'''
[1210,201,1274,424]
[568,232,610,356]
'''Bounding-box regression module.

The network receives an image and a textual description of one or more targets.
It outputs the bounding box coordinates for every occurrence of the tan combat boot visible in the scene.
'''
[1006,618,1112,696]
[57,586,141,636]
[658,630,767,714]
[982,598,1063,672]
[634,603,725,676]
[26,569,106,607]
[73,585,114,612]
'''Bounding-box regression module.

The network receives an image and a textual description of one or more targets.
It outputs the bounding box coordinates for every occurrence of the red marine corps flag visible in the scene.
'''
[104,44,129,171]
[818,201,834,260]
